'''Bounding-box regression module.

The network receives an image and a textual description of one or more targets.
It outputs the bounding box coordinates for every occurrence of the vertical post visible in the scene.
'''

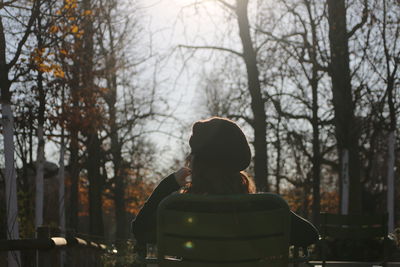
[37,226,51,267]
[2,104,21,267]
[340,149,349,215]
[67,229,78,266]
[58,92,66,266]
[293,246,299,267]
[387,131,395,233]
[37,226,61,267]
[35,126,45,229]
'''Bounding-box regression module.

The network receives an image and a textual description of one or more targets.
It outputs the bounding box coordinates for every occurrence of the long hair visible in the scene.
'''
[181,155,255,194]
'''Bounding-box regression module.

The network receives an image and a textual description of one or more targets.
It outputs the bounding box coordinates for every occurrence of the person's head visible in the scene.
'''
[183,117,255,194]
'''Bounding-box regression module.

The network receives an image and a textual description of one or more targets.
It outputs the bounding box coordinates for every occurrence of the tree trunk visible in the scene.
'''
[68,55,80,232]
[109,71,127,242]
[35,57,45,229]
[114,158,127,241]
[275,118,281,194]
[69,129,79,231]
[0,15,21,267]
[59,88,66,234]
[87,134,104,237]
[235,0,269,192]
[382,0,398,234]
[327,0,361,213]
[308,3,322,224]
[311,73,321,224]
[81,0,104,238]
[386,65,397,233]
[104,21,127,240]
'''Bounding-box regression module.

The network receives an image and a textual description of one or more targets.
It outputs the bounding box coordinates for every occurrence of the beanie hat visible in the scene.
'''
[189,117,251,171]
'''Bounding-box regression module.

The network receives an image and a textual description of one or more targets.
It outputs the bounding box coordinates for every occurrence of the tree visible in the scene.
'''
[327,0,367,213]
[80,0,105,237]
[366,0,399,231]
[234,0,269,191]
[91,0,156,244]
[0,1,39,265]
[181,0,269,191]
[253,0,335,223]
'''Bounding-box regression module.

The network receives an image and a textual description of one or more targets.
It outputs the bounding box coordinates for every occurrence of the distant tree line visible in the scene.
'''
[181,0,399,227]
[1,0,165,265]
[1,1,399,266]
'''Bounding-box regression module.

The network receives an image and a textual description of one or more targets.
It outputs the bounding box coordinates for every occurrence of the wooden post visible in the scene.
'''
[66,229,79,267]
[37,226,61,267]
[37,226,51,267]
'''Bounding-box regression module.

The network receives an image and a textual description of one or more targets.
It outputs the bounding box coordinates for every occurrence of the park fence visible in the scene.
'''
[0,226,116,267]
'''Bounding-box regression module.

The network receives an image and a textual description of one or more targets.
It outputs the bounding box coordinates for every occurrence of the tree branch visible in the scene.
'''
[178,44,243,58]
[0,0,18,9]
[7,0,39,69]
[227,114,254,127]
[216,0,235,11]
[347,0,368,39]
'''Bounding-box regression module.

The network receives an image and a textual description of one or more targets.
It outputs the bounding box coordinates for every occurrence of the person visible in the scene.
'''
[131,117,319,256]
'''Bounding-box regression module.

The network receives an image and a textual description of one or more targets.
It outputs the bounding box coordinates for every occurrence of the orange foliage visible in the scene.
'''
[102,188,114,215]
[71,176,155,217]
[30,47,65,78]
[282,187,339,214]
[125,180,155,215]
[78,178,89,217]
[320,191,340,213]
[98,179,155,216]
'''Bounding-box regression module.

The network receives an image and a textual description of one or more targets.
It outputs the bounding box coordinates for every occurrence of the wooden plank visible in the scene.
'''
[160,193,290,213]
[309,261,400,267]
[159,209,288,238]
[160,258,287,267]
[0,237,108,251]
[0,239,54,251]
[323,225,386,239]
[321,213,387,226]
[159,235,288,261]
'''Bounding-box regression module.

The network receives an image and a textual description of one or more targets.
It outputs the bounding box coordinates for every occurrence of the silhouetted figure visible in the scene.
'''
[132,117,318,256]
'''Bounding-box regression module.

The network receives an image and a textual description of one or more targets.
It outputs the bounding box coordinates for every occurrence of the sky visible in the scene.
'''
[137,0,233,168]
[30,0,232,172]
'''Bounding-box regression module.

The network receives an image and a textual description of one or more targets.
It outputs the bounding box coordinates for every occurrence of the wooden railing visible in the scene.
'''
[0,227,116,267]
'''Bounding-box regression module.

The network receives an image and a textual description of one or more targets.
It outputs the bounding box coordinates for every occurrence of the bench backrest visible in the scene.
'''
[319,213,388,240]
[157,193,291,267]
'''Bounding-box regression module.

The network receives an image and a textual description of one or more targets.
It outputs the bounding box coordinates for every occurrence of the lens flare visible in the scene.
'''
[184,241,194,249]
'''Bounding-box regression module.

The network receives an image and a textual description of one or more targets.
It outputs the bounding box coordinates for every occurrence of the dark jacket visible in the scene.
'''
[132,174,319,247]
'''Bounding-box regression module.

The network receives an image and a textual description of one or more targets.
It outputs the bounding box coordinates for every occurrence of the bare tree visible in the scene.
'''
[96,0,156,243]
[0,0,40,265]
[365,0,400,231]
[327,0,371,214]
[255,0,333,223]
[181,0,269,191]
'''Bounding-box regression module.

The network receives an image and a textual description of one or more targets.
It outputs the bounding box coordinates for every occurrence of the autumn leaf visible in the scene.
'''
[50,25,59,33]
[54,69,65,78]
[71,25,79,33]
